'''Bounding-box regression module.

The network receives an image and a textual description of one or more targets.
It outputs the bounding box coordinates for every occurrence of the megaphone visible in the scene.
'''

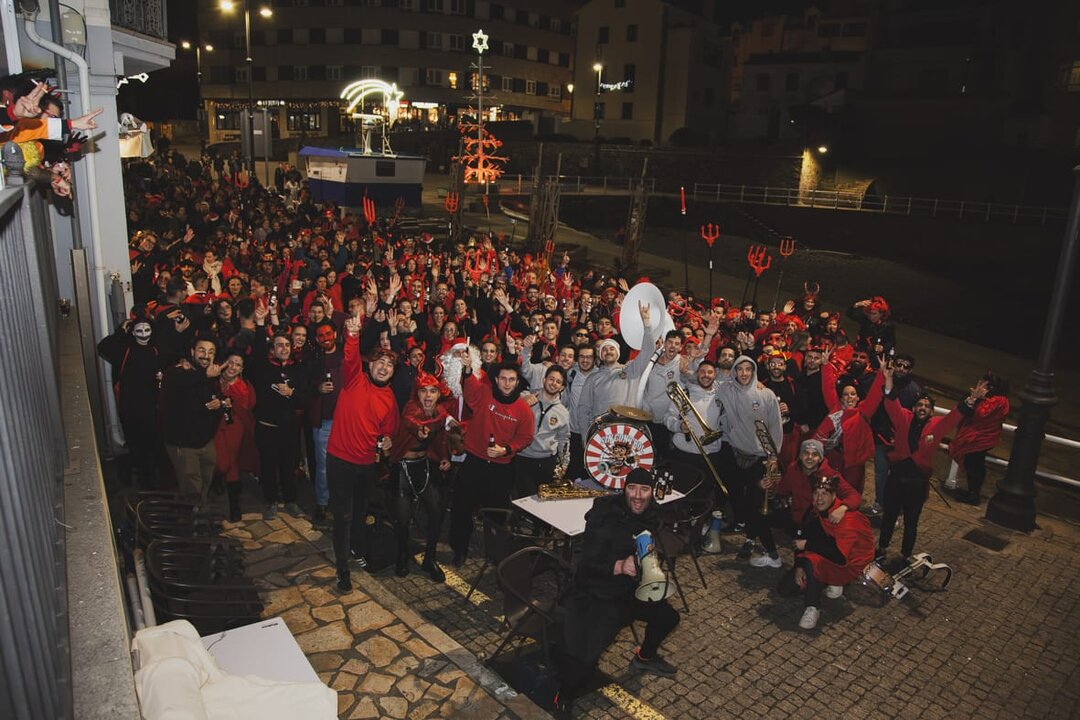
[633,530,675,602]
[619,283,676,351]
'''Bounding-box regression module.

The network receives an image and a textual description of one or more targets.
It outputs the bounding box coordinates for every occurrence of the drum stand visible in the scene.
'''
[862,552,954,601]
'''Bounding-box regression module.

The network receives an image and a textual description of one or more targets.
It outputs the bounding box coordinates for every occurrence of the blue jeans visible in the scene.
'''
[313,419,332,506]
[874,443,890,506]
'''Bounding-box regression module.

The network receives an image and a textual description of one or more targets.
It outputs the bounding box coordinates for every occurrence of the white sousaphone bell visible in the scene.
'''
[618,282,676,351]
[633,530,675,602]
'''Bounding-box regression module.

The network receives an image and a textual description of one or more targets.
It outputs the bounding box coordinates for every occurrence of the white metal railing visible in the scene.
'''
[932,405,1079,488]
[690,182,1069,226]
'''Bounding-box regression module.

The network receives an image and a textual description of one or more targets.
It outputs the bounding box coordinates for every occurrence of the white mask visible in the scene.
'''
[133,322,152,345]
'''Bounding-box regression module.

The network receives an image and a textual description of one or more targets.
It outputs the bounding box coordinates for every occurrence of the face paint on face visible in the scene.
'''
[132,322,152,345]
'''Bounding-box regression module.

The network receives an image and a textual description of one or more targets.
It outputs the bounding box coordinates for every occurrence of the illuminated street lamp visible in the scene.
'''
[817,145,829,154]
[181,41,213,151]
[592,62,603,170]
[219,0,273,173]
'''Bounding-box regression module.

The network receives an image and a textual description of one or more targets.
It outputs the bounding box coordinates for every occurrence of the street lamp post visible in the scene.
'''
[220,0,271,173]
[986,165,1080,532]
[181,41,212,153]
[592,62,602,173]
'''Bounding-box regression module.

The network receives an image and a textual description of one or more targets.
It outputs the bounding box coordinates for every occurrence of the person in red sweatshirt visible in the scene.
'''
[947,373,1010,505]
[326,314,400,592]
[787,475,876,630]
[776,439,861,532]
[448,358,535,565]
[813,348,884,494]
[876,363,985,563]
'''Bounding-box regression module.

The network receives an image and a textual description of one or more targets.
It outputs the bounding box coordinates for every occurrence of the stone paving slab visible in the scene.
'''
[222,512,547,720]
[382,460,1080,720]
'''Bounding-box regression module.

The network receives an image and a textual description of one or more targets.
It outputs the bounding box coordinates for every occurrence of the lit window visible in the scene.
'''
[526,79,536,95]
[448,72,458,89]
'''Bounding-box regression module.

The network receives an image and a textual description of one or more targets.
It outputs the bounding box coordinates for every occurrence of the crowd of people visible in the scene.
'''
[108,146,1012,713]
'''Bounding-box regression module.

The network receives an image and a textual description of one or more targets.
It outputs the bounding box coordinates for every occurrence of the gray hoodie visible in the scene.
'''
[716,355,783,456]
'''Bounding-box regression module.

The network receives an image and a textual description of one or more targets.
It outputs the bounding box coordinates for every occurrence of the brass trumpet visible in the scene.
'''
[754,419,783,514]
[665,382,728,496]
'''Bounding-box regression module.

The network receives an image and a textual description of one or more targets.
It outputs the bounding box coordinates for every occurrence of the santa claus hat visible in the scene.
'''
[449,338,469,353]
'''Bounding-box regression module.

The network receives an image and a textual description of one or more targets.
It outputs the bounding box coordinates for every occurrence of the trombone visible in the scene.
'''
[754,419,783,514]
[665,382,728,496]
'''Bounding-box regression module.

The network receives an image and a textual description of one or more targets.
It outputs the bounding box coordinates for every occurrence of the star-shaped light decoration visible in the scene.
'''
[472,29,489,54]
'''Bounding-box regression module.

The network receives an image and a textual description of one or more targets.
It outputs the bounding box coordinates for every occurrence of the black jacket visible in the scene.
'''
[575,493,660,601]
[249,329,310,426]
[161,364,221,448]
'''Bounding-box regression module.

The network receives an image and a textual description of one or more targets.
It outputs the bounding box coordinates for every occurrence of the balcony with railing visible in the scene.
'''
[110,0,168,40]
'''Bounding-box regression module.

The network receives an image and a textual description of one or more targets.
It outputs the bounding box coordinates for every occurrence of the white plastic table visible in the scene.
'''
[200,616,319,684]
[512,484,684,537]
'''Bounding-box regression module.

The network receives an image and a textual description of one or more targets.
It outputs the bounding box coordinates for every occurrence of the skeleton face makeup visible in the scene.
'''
[132,322,152,345]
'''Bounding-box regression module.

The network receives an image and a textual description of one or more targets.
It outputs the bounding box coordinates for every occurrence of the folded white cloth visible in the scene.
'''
[133,620,336,720]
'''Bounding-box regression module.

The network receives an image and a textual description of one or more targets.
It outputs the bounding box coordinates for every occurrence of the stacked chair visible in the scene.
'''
[123,492,263,635]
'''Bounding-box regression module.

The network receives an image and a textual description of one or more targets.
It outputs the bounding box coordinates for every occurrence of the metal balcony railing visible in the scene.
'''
[110,0,168,40]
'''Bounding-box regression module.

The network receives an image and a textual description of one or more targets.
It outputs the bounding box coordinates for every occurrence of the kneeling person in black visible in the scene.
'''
[557,469,680,710]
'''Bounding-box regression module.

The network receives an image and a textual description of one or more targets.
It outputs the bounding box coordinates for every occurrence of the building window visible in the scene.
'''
[449,34,466,51]
[309,65,327,80]
[1059,61,1080,91]
[310,28,326,44]
[548,84,561,99]
[209,66,232,84]
[382,29,399,45]
[558,52,570,67]
[328,65,343,80]
[490,3,503,20]
[537,48,549,64]
[785,72,799,91]
[621,102,633,119]
[526,79,537,95]
[623,63,636,92]
[277,28,292,44]
[425,68,443,85]
[287,110,321,131]
[448,71,458,89]
[756,73,771,91]
[235,66,249,82]
[360,65,379,78]
[344,28,361,43]
[253,66,267,81]
[626,24,637,42]
[426,0,443,10]
[278,65,294,81]
[449,0,465,14]
[427,32,443,49]
[216,110,241,130]
[598,26,609,44]
[251,29,266,45]
[294,66,309,81]
[502,76,513,92]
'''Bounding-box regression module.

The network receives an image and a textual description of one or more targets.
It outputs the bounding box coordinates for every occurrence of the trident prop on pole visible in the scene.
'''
[744,244,772,306]
[444,190,460,241]
[362,196,377,226]
[771,236,796,312]
[700,223,720,300]
[680,186,689,290]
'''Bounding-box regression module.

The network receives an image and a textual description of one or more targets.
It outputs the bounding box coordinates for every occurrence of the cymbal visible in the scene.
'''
[609,405,653,422]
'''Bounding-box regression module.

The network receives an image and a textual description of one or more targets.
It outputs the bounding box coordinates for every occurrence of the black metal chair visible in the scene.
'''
[488,546,574,667]
[465,508,556,602]
[654,462,713,613]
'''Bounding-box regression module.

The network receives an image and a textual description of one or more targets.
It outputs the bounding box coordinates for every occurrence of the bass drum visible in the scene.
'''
[584,405,655,490]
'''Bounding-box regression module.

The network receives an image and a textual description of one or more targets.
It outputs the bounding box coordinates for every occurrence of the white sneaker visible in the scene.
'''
[799,606,821,630]
[825,584,844,599]
[943,477,958,490]
[749,553,783,568]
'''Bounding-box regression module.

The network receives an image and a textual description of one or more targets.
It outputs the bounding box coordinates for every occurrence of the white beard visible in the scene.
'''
[440,346,481,399]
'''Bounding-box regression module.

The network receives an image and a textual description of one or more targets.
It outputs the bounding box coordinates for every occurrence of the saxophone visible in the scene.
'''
[538,445,609,499]
[754,419,783,514]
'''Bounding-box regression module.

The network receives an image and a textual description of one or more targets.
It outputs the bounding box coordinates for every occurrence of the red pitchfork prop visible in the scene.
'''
[393,196,405,221]
[772,236,796,312]
[701,223,721,299]
[742,244,772,306]
[362,196,376,226]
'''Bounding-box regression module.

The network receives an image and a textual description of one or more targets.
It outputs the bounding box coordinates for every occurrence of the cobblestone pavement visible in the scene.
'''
[382,472,1080,720]
[221,511,547,720]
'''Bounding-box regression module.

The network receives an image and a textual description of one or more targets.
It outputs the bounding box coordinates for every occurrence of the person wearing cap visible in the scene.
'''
[776,439,861,533]
[784,475,875,630]
[717,355,784,566]
[325,314,401,593]
[575,302,658,440]
[876,363,984,563]
[512,365,571,498]
[555,468,680,715]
